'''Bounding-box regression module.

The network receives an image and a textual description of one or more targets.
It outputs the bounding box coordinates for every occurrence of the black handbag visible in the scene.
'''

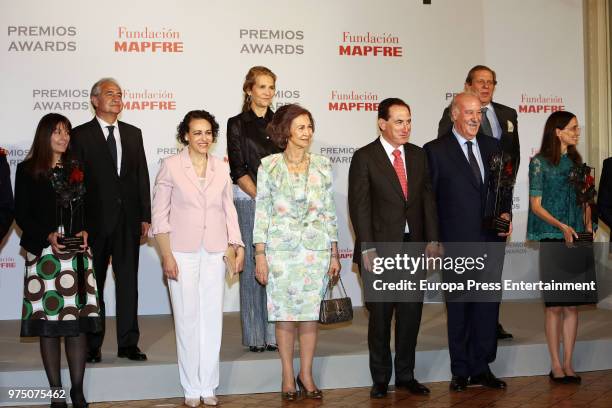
[574,232,593,242]
[319,277,353,324]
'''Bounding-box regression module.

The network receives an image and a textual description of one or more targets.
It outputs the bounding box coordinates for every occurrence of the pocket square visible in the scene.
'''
[507,120,514,132]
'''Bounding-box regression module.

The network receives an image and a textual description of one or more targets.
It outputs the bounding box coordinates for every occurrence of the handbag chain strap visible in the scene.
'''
[323,276,348,300]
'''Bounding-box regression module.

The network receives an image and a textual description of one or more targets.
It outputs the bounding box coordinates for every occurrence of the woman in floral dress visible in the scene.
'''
[253,104,340,400]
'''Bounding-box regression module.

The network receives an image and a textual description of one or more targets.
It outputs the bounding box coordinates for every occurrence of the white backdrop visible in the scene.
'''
[0,0,586,319]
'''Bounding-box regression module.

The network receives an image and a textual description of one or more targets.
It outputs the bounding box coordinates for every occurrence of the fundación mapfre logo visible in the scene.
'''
[329,90,380,112]
[115,27,183,53]
[239,28,304,54]
[518,93,565,114]
[339,31,402,57]
[122,89,177,111]
[0,257,17,270]
[338,248,354,260]
[32,88,89,111]
[7,25,77,52]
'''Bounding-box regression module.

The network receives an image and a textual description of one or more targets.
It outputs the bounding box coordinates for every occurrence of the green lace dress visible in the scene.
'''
[527,154,596,306]
[527,154,584,240]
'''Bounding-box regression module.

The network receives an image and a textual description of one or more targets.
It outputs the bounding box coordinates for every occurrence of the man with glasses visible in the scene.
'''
[437,65,519,341]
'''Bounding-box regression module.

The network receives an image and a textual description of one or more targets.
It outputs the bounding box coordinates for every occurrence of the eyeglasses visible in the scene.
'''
[474,79,496,87]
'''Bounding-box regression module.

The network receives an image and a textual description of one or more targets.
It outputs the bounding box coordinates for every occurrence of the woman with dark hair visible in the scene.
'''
[527,110,594,384]
[151,110,244,407]
[15,113,101,408]
[253,104,341,400]
[227,66,281,352]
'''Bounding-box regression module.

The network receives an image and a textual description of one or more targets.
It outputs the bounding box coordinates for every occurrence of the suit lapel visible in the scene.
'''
[404,144,415,204]
[267,154,289,193]
[202,156,216,192]
[492,103,515,154]
[373,139,405,201]
[89,118,119,180]
[445,134,480,190]
[477,135,493,188]
[305,155,328,212]
[179,148,204,198]
[492,103,504,130]
[117,122,129,177]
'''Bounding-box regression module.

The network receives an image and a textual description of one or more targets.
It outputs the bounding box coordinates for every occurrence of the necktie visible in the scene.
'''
[106,125,118,172]
[480,107,494,138]
[466,141,483,185]
[392,149,408,199]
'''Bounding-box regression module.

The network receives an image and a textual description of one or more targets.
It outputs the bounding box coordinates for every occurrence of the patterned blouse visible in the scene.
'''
[527,154,585,240]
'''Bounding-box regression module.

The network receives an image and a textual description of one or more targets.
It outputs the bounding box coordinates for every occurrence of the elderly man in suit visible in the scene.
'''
[71,78,151,363]
[598,158,612,229]
[425,92,512,392]
[349,97,439,398]
[438,65,519,341]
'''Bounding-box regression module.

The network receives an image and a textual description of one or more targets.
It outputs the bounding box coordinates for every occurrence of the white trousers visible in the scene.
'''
[169,247,225,399]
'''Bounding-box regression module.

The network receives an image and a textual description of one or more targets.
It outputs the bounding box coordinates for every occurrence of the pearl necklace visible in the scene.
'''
[283,152,308,166]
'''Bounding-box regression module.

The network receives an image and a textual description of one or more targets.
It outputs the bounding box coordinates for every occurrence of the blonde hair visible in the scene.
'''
[241,66,277,112]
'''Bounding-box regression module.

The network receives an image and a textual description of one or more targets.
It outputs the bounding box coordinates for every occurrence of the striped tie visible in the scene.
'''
[392,149,408,199]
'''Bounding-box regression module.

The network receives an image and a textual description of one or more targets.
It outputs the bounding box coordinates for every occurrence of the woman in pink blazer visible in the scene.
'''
[151,110,244,407]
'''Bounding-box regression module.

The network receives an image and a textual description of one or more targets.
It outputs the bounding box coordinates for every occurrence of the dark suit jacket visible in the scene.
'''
[71,118,151,238]
[438,101,520,177]
[348,139,439,264]
[0,152,13,241]
[424,132,511,242]
[598,157,612,228]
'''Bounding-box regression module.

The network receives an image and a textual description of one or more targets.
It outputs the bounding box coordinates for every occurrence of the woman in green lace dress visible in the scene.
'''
[527,111,594,384]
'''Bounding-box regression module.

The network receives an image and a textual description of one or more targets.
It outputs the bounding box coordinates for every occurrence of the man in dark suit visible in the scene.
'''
[349,98,439,398]
[0,148,14,242]
[72,78,151,362]
[425,92,512,392]
[439,65,518,341]
[598,158,612,244]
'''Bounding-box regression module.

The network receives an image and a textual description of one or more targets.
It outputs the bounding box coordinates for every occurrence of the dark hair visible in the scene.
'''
[242,66,277,113]
[266,104,314,150]
[539,111,581,166]
[176,110,219,146]
[465,65,497,85]
[377,98,411,121]
[25,113,72,179]
[377,98,411,132]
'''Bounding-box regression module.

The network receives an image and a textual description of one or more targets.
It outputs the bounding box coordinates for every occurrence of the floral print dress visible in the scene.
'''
[253,153,338,321]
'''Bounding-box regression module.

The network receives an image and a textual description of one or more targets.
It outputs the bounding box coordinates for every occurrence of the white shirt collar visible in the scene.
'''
[451,127,478,147]
[482,102,494,112]
[379,136,403,158]
[96,116,118,130]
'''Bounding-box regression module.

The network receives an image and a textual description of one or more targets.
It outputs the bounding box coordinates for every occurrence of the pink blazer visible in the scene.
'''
[150,148,243,252]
